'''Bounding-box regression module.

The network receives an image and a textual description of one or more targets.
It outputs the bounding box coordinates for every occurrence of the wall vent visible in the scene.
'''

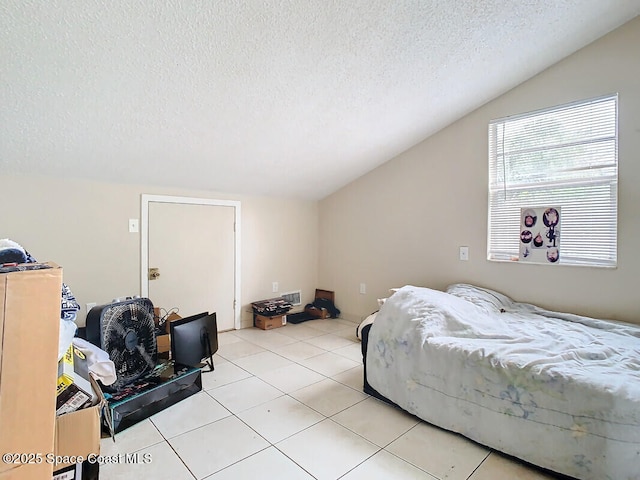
[281,290,302,306]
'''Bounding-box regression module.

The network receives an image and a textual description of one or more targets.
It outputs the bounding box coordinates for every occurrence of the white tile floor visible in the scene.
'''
[99,318,560,480]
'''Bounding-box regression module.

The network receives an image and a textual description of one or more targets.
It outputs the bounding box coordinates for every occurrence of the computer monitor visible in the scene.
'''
[170,312,218,372]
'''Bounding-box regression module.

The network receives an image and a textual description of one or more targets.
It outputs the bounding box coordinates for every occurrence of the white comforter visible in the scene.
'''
[366,284,640,480]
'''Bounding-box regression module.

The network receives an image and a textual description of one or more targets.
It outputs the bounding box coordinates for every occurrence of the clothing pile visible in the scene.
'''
[251,297,293,316]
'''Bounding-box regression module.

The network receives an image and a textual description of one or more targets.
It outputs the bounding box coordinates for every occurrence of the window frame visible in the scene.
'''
[487,94,618,268]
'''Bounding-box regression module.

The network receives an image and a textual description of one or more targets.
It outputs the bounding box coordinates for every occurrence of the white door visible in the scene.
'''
[141,196,241,331]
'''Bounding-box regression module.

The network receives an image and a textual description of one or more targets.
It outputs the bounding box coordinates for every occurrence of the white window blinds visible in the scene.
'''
[488,94,618,267]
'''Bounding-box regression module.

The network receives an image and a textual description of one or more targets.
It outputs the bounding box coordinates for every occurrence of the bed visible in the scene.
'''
[361,284,640,480]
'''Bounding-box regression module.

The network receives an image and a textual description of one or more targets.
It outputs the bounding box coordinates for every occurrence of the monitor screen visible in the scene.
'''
[170,312,218,371]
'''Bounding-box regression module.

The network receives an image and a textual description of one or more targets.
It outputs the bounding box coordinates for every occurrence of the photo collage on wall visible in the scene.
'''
[519,206,561,264]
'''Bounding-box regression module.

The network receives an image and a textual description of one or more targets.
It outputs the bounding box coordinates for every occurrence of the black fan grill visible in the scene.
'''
[98,298,157,390]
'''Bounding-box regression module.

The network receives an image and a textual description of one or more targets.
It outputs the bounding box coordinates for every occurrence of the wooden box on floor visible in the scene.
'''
[254,314,286,330]
[304,289,335,319]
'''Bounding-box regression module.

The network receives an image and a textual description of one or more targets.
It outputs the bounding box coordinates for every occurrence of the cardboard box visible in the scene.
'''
[153,308,182,353]
[0,263,62,480]
[304,289,336,319]
[53,463,80,480]
[56,346,95,415]
[164,312,182,333]
[54,376,104,470]
[156,334,171,354]
[153,307,178,353]
[255,314,287,330]
[53,460,99,480]
[153,307,182,333]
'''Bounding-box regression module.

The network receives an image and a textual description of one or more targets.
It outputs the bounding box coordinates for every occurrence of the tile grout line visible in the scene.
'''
[465,451,492,479]
[215,325,371,478]
[103,321,364,479]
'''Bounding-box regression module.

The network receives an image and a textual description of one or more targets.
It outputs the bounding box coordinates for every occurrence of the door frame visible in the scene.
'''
[140,194,242,330]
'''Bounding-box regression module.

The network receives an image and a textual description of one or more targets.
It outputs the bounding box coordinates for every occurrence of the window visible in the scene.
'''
[487,94,618,267]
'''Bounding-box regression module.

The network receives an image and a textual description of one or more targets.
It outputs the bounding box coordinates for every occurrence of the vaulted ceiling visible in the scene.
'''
[2,1,639,199]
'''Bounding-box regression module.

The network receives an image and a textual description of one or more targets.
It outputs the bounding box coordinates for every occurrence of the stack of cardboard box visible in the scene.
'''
[0,264,102,480]
[251,297,292,330]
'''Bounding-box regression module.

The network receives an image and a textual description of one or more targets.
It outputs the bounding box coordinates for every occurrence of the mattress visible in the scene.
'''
[356,311,378,340]
[365,285,640,480]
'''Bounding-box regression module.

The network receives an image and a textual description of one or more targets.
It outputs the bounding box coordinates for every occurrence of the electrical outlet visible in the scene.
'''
[459,246,469,261]
[359,283,366,294]
[272,281,279,293]
[86,302,97,313]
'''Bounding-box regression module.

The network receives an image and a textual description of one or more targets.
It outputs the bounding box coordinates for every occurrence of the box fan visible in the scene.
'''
[86,298,157,391]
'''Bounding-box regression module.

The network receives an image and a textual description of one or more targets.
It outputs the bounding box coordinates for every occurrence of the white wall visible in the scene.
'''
[319,17,640,324]
[0,176,318,328]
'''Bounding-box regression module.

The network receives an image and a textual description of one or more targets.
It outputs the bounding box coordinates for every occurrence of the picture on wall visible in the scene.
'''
[519,206,561,264]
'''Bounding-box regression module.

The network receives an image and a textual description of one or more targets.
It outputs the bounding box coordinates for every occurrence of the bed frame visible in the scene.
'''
[360,324,390,401]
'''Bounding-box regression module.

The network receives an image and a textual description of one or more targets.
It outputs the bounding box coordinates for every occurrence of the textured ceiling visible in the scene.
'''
[1,1,639,200]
